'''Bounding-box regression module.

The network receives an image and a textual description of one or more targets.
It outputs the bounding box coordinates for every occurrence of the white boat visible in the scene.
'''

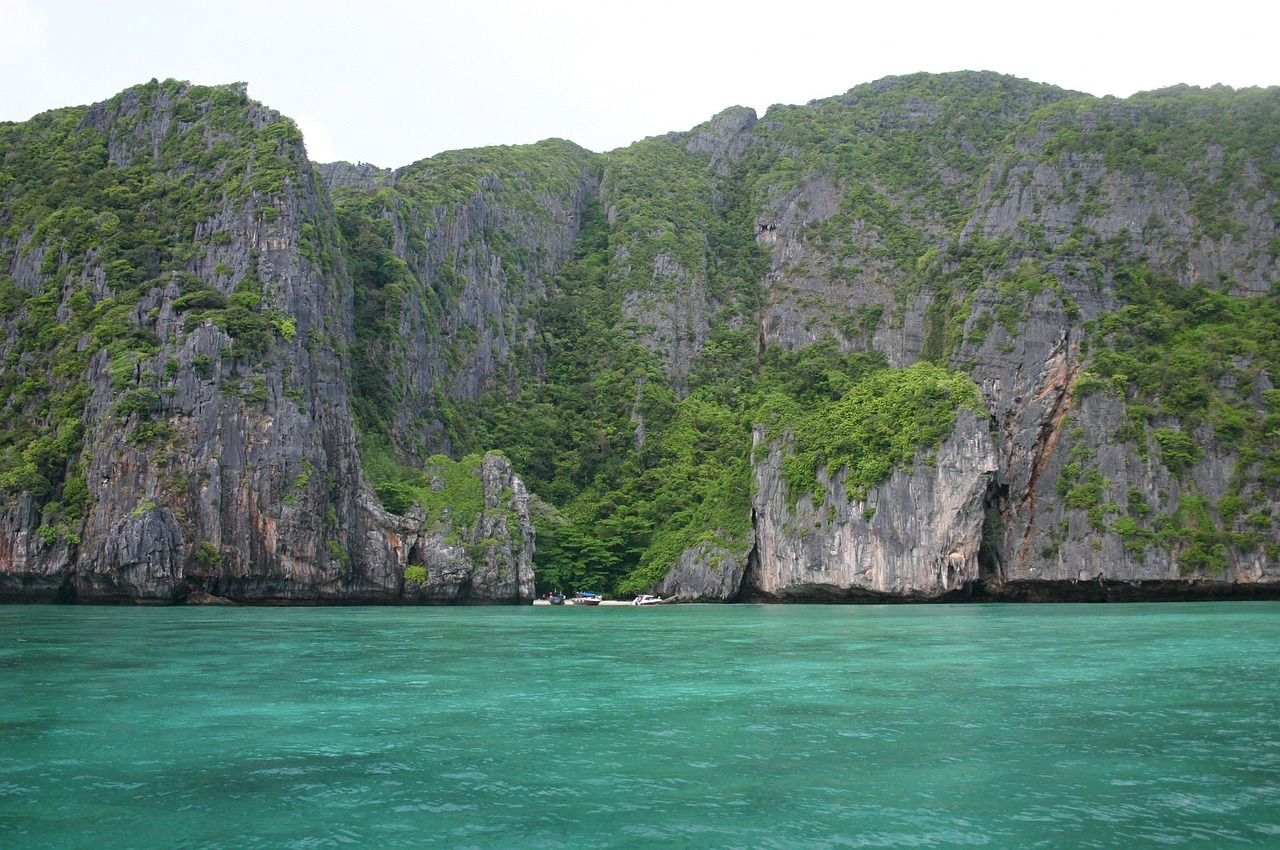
[536,593,674,606]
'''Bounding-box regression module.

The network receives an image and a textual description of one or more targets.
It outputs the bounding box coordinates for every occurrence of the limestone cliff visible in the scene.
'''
[623,75,1279,601]
[746,411,996,601]
[0,81,534,603]
[2,73,1277,605]
[320,141,600,461]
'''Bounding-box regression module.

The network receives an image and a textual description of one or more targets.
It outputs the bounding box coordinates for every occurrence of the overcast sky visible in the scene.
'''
[3,0,1277,169]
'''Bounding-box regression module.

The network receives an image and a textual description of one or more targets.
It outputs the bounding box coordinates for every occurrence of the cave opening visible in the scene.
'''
[977,479,1009,588]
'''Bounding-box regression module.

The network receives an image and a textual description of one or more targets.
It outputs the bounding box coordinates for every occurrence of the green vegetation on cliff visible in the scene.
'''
[3,71,1278,600]
[325,72,1280,593]
[763,358,984,504]
[1028,84,1280,242]
[1073,262,1280,568]
[0,80,308,534]
[362,437,486,533]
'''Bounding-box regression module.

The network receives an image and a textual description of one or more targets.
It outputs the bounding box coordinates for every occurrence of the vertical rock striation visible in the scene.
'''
[745,411,997,600]
[0,81,535,603]
[2,73,1278,605]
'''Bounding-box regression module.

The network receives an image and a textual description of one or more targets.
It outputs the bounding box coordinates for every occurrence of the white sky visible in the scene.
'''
[2,0,1277,169]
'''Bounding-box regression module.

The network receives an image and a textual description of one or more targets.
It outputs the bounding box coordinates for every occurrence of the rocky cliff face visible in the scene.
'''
[0,81,534,603]
[746,411,996,600]
[321,141,600,461]
[616,75,1279,601]
[2,74,1277,605]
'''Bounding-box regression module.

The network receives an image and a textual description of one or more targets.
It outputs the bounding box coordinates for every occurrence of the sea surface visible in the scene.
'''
[2,602,1278,849]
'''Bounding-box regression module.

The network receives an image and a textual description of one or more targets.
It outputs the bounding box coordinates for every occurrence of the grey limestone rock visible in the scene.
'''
[4,74,1278,606]
[745,411,996,600]
[653,539,752,602]
[0,84,538,605]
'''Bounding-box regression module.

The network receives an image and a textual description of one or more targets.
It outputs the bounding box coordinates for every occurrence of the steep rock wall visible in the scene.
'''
[0,82,535,604]
[322,143,600,460]
[634,77,1279,602]
[3,74,1277,606]
[743,411,996,600]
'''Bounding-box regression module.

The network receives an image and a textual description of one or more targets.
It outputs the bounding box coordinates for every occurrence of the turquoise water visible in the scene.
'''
[2,603,1278,849]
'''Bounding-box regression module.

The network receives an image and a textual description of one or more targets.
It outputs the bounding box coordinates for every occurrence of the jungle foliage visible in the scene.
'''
[305,73,1280,591]
[337,141,985,593]
[3,72,1278,592]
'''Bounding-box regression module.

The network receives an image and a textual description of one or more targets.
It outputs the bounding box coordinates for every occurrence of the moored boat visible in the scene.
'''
[535,592,674,606]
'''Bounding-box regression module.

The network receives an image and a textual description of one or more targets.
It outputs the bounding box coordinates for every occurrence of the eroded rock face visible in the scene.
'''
[653,540,752,602]
[392,455,535,604]
[0,83,536,605]
[3,75,1278,606]
[745,411,996,601]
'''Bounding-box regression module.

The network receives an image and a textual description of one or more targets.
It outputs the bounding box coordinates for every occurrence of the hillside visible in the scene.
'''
[1,72,1276,602]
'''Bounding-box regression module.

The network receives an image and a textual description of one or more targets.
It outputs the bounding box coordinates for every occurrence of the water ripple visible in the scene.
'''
[1,602,1278,849]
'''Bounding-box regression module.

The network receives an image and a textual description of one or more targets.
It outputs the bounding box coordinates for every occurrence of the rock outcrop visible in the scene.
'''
[0,81,535,604]
[745,411,997,601]
[653,539,752,602]
[2,73,1277,605]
